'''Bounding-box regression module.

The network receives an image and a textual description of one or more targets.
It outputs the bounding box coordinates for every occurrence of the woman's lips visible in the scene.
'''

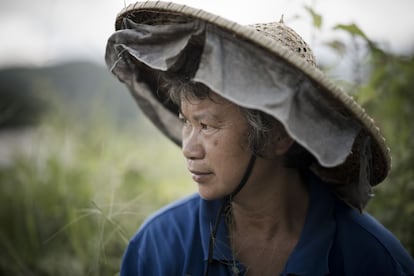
[189,170,213,183]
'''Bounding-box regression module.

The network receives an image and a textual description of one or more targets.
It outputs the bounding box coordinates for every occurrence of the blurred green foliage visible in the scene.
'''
[359,47,414,256]
[0,111,194,275]
[305,7,414,255]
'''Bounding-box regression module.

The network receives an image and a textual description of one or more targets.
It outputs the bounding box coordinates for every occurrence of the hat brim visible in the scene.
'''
[105,1,390,205]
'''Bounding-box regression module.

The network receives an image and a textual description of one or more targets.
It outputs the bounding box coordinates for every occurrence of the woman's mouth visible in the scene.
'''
[189,170,213,183]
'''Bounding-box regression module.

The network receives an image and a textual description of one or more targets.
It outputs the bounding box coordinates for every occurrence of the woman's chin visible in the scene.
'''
[197,187,223,201]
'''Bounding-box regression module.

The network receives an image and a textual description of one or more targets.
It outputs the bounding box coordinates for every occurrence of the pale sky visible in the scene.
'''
[1,0,413,68]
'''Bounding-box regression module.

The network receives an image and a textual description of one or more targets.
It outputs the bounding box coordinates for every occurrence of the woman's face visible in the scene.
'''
[180,93,251,200]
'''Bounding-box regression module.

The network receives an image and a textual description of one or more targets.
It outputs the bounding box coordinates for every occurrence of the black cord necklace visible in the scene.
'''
[204,154,256,276]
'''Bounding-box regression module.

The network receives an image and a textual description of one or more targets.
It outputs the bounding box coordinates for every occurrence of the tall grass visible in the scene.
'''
[0,114,195,275]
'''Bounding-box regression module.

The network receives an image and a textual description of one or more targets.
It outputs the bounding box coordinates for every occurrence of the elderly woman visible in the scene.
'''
[106,2,414,275]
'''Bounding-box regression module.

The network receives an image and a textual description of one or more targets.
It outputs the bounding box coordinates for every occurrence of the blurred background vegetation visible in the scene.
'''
[0,6,413,276]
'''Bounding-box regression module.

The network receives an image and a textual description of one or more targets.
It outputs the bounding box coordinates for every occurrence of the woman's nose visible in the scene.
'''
[182,131,204,160]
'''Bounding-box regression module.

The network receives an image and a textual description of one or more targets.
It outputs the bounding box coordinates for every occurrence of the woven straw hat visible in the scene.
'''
[105,1,391,210]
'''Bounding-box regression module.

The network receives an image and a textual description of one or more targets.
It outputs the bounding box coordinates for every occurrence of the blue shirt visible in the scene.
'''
[121,174,414,275]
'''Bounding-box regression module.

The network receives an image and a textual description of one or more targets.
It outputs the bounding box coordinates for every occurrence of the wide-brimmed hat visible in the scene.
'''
[105,1,390,210]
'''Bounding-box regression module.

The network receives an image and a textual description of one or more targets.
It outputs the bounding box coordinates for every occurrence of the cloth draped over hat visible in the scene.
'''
[105,2,390,210]
[107,18,361,167]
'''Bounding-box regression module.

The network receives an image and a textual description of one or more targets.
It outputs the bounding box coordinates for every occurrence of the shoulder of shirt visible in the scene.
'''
[334,200,414,273]
[131,193,201,240]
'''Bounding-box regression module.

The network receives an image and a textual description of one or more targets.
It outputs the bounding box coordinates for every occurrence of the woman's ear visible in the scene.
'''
[270,120,295,156]
[274,134,295,156]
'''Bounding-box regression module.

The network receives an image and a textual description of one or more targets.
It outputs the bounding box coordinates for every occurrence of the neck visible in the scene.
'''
[226,158,309,275]
[230,158,309,237]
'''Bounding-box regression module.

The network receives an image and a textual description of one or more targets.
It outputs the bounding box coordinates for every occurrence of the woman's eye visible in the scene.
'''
[200,123,218,132]
[179,114,217,132]
[178,114,189,124]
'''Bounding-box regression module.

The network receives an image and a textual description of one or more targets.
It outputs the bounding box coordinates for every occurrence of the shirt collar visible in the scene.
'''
[282,171,336,276]
[199,197,233,262]
[199,171,337,275]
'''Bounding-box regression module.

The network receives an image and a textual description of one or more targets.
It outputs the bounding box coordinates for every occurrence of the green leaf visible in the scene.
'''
[304,5,323,29]
[333,23,369,40]
[325,40,347,56]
